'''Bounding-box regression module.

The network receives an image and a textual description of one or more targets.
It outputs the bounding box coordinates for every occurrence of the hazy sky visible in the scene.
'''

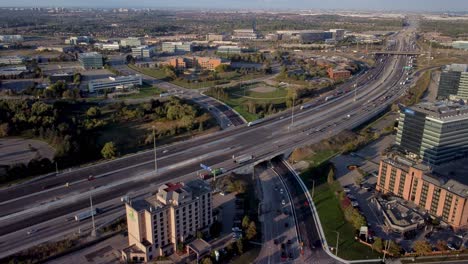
[1,0,467,11]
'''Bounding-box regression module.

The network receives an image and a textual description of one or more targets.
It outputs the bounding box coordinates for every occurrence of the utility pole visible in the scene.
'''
[290,92,296,130]
[55,161,59,175]
[334,231,340,257]
[383,239,390,262]
[152,126,157,174]
[311,180,315,200]
[90,195,96,237]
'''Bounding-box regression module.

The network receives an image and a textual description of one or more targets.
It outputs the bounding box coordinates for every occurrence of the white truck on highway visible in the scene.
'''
[247,118,264,127]
[233,154,253,164]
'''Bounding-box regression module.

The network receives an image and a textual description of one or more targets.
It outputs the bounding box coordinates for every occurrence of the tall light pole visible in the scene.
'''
[290,92,296,131]
[311,180,315,200]
[152,126,157,174]
[90,195,96,237]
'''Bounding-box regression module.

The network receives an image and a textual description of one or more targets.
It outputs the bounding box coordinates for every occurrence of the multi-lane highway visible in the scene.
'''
[0,26,418,258]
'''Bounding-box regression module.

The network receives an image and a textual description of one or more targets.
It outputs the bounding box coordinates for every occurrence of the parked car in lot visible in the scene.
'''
[343,188,351,193]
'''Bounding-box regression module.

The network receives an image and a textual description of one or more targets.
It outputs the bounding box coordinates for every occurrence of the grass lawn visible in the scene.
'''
[128,64,167,79]
[115,86,163,99]
[210,82,289,122]
[300,152,381,261]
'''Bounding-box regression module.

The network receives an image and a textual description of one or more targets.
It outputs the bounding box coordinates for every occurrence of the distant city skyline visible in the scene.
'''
[1,0,468,12]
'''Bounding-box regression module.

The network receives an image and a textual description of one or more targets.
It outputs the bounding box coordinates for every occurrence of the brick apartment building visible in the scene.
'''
[327,67,351,80]
[122,180,213,262]
[376,151,468,229]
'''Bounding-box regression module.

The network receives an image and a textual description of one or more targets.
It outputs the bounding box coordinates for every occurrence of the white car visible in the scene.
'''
[343,188,351,193]
[281,199,286,205]
[27,229,37,235]
[351,201,359,207]
[280,188,284,194]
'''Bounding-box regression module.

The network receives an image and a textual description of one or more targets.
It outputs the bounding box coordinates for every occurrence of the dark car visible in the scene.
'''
[274,239,279,245]
[288,252,293,260]
[285,222,289,228]
[281,243,286,249]
[287,239,292,245]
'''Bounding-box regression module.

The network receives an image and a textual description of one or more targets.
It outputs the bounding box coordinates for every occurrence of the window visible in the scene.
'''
[419,182,429,207]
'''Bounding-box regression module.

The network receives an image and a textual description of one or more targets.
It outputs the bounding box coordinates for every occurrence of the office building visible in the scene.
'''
[167,57,229,71]
[0,66,28,78]
[0,55,26,65]
[120,37,142,47]
[161,42,192,54]
[95,42,120,51]
[49,73,74,83]
[65,36,92,45]
[122,180,213,262]
[329,29,345,40]
[132,46,154,59]
[232,29,258,40]
[395,101,468,165]
[88,75,142,93]
[452,41,468,51]
[327,67,351,80]
[78,52,103,69]
[0,35,23,43]
[437,64,468,100]
[376,150,468,229]
[276,30,333,43]
[206,33,228,42]
[217,45,242,54]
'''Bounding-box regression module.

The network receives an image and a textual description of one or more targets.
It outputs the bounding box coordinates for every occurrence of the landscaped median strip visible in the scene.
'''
[282,159,383,264]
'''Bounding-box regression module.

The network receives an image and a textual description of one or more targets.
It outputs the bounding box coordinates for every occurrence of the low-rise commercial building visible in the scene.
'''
[122,180,213,262]
[49,73,75,83]
[329,29,345,40]
[95,42,120,51]
[232,29,258,40]
[0,66,28,78]
[78,52,103,69]
[0,35,23,43]
[376,150,468,229]
[395,101,468,165]
[161,42,192,54]
[167,57,228,71]
[0,56,26,65]
[452,41,468,51]
[206,33,228,42]
[132,46,154,58]
[65,36,92,45]
[88,75,142,93]
[120,37,142,47]
[327,67,351,80]
[217,45,242,54]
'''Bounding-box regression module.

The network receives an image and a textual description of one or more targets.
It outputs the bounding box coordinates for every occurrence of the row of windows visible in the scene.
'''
[419,183,429,208]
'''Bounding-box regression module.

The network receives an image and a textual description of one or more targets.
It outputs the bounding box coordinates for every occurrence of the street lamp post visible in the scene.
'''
[152,126,157,174]
[90,195,96,237]
[289,93,296,131]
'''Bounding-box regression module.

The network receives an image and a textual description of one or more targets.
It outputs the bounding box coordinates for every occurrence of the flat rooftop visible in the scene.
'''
[79,52,102,58]
[408,100,468,121]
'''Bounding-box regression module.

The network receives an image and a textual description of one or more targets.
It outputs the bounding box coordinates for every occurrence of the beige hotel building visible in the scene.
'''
[122,179,213,262]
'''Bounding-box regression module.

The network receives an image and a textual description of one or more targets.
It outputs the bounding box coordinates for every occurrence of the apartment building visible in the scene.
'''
[88,75,142,93]
[395,101,468,165]
[161,42,192,54]
[437,64,468,101]
[122,180,213,262]
[78,52,103,69]
[376,150,468,229]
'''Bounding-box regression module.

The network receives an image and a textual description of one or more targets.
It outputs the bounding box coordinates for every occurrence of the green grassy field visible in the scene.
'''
[213,83,289,122]
[115,86,163,99]
[300,152,381,260]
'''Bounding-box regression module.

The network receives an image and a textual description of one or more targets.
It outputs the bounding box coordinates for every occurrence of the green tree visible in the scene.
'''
[215,64,230,73]
[387,241,402,256]
[246,221,257,240]
[242,215,250,229]
[413,240,432,255]
[372,237,383,252]
[196,230,203,239]
[327,166,335,184]
[0,123,10,137]
[435,240,448,251]
[101,142,117,159]
[202,258,213,264]
[86,107,101,118]
[236,238,244,254]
